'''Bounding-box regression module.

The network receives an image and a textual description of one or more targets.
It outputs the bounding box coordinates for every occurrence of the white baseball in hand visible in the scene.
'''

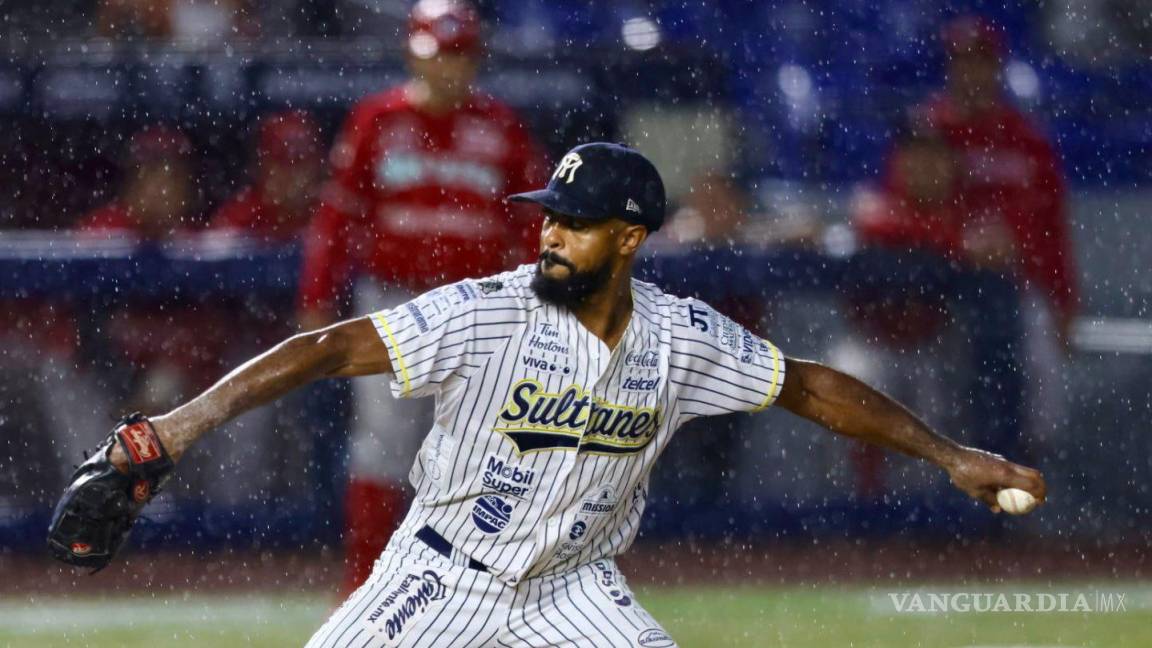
[996,488,1038,515]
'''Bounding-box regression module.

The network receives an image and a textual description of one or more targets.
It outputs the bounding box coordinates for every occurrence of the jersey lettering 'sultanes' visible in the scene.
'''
[368,264,786,585]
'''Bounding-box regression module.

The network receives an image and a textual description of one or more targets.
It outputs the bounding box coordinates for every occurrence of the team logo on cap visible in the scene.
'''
[551,153,583,184]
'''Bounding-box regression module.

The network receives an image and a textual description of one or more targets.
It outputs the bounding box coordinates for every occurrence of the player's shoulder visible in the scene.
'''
[627,280,728,339]
[466,91,512,114]
[401,269,530,329]
[1001,107,1057,152]
[465,92,527,127]
[348,87,410,119]
[661,291,722,333]
[627,276,675,313]
[452,265,537,308]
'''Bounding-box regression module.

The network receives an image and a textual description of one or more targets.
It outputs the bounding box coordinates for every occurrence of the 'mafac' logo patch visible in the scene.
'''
[493,379,659,455]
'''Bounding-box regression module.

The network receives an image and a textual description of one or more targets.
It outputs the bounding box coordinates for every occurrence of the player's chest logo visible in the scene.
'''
[621,375,659,392]
[521,322,574,376]
[492,379,660,456]
[454,116,507,158]
[620,345,663,392]
[376,117,422,152]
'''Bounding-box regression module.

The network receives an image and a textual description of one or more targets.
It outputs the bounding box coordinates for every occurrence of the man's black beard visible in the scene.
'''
[530,253,613,308]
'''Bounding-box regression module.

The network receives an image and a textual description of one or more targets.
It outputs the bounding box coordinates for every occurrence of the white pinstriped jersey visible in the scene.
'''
[368,264,786,586]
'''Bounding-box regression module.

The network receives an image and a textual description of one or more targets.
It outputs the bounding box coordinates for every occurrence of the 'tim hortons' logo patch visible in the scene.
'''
[493,379,660,455]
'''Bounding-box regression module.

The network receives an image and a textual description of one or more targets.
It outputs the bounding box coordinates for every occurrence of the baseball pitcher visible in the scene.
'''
[49,142,1046,647]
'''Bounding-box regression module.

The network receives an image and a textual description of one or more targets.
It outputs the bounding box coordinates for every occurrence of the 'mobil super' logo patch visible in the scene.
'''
[493,379,659,455]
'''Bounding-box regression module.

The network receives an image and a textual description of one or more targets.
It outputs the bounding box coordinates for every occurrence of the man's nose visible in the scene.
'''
[541,222,563,250]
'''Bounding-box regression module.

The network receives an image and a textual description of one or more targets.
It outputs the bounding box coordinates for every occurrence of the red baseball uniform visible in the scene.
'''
[298,86,547,313]
[210,187,306,243]
[850,186,962,349]
[921,94,1077,318]
[854,188,964,261]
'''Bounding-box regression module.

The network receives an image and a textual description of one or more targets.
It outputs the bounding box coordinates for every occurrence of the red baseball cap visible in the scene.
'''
[257,110,322,164]
[408,0,482,59]
[942,15,1006,59]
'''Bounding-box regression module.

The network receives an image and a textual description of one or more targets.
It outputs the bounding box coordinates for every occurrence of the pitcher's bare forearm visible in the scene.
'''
[774,357,1046,509]
[775,358,965,470]
[113,317,390,465]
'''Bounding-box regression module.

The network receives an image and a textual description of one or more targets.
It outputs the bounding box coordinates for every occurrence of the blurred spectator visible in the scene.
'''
[74,125,226,414]
[921,15,1076,342]
[295,0,547,595]
[831,112,962,499]
[197,112,328,511]
[660,170,751,248]
[4,125,207,517]
[918,15,1077,447]
[0,294,110,510]
[660,170,822,251]
[77,125,198,239]
[97,0,173,40]
[650,171,770,514]
[209,110,324,243]
[657,170,780,327]
[849,114,960,349]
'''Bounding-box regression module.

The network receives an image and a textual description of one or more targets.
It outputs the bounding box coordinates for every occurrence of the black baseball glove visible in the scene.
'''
[47,413,175,571]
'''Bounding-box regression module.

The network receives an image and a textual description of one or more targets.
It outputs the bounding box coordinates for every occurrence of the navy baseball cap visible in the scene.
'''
[508,142,667,231]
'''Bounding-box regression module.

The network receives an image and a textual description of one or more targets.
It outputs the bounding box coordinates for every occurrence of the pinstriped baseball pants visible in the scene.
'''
[305,537,677,648]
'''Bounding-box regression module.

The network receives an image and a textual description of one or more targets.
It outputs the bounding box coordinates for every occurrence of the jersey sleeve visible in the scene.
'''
[669,298,787,418]
[366,280,484,399]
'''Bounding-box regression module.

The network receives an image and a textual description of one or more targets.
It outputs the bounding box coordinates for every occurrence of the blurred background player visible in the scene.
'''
[648,171,771,517]
[833,110,964,500]
[917,15,1077,453]
[196,111,328,512]
[76,125,199,242]
[74,125,229,415]
[209,110,325,244]
[295,0,547,594]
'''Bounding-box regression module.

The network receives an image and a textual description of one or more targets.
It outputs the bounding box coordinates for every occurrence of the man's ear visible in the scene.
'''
[618,224,648,256]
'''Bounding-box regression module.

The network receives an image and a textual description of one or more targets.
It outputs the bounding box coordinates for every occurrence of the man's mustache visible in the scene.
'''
[539,251,575,271]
